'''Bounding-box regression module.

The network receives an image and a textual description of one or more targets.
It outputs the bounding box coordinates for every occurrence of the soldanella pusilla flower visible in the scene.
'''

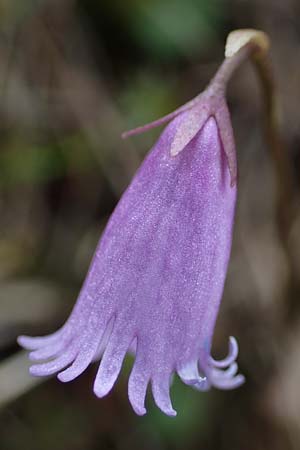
[19,30,270,416]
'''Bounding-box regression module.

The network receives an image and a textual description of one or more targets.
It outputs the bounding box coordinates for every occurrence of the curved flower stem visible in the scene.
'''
[250,51,295,302]
[213,30,295,298]
[207,29,270,95]
[253,55,294,237]
[206,44,253,96]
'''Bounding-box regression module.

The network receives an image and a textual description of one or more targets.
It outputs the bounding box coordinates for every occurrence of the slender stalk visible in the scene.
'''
[252,54,294,245]
[223,30,296,308]
[208,31,295,305]
[207,44,253,96]
[252,53,297,318]
[226,30,297,308]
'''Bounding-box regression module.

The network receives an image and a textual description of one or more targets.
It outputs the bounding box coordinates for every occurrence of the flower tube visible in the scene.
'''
[19,30,271,416]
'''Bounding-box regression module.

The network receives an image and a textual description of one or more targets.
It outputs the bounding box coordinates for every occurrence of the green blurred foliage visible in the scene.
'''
[0,0,46,29]
[119,70,177,134]
[128,0,224,59]
[0,135,96,187]
[145,376,209,446]
[0,143,66,186]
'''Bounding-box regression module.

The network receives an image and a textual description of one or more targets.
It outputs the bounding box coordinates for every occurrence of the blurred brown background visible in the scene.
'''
[0,0,300,449]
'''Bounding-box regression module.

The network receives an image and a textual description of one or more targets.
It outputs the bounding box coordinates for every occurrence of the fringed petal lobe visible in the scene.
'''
[19,111,244,415]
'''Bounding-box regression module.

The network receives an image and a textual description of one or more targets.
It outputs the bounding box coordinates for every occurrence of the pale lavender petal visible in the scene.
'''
[17,329,64,350]
[29,340,80,376]
[203,359,245,391]
[29,336,72,361]
[210,373,245,390]
[18,286,99,351]
[93,321,134,398]
[128,341,150,416]
[92,318,116,362]
[58,315,114,382]
[209,336,239,369]
[191,377,211,392]
[215,101,237,186]
[210,362,239,380]
[151,374,177,417]
[222,362,238,378]
[19,102,244,415]
[178,360,211,391]
[170,105,211,156]
[177,360,201,384]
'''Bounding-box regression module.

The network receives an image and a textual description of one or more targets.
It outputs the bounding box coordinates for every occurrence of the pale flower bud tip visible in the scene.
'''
[225,29,270,59]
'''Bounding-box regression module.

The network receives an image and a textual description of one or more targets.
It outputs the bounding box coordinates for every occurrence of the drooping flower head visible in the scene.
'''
[18,30,270,416]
